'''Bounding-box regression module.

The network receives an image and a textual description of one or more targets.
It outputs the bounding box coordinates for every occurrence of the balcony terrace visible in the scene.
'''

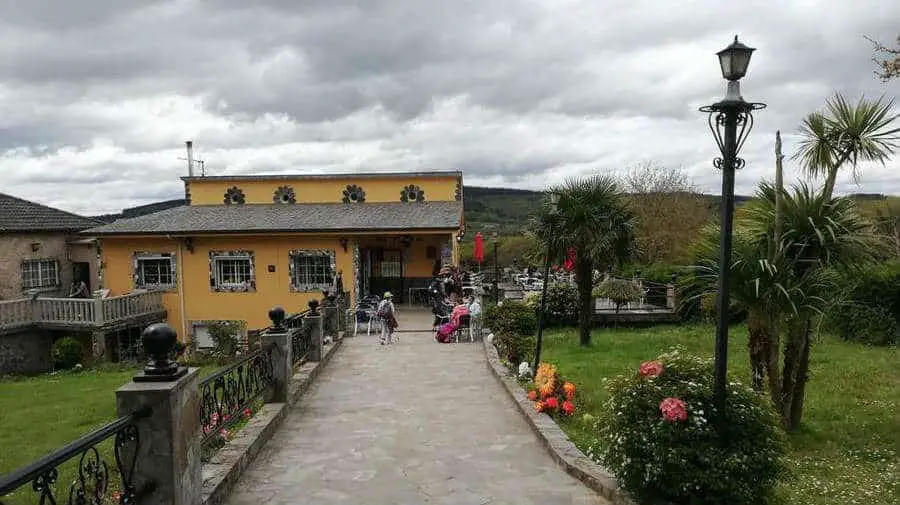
[0,291,166,334]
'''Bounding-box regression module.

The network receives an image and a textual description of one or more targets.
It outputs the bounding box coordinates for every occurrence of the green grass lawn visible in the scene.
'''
[540,323,899,505]
[0,364,218,504]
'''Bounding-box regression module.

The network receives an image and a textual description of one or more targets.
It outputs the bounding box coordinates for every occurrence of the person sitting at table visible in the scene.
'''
[435,299,470,343]
[467,295,482,318]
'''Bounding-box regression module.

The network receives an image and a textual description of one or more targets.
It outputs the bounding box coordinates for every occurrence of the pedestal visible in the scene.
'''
[116,368,201,505]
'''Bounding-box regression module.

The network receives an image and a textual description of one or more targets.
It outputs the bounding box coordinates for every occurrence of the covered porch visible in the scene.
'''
[354,232,457,305]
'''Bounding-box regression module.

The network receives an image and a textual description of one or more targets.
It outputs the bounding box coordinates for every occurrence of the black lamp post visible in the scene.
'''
[533,192,559,373]
[492,231,500,305]
[699,35,766,414]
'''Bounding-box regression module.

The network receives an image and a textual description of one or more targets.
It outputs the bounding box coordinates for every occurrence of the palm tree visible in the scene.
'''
[692,181,883,429]
[743,182,883,429]
[532,175,636,346]
[795,93,900,199]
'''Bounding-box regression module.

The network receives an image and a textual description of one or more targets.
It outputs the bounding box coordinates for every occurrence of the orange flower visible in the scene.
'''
[539,382,555,398]
[534,401,545,412]
[527,390,538,401]
[563,382,576,399]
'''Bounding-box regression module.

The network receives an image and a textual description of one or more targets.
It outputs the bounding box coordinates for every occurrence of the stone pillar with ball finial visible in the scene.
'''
[306,299,324,361]
[263,306,292,402]
[115,323,201,505]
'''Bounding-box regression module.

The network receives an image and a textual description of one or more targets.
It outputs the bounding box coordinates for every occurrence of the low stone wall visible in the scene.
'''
[201,338,344,505]
[0,328,53,375]
[482,337,635,505]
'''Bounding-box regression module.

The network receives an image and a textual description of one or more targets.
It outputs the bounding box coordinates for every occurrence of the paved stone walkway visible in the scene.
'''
[225,333,607,505]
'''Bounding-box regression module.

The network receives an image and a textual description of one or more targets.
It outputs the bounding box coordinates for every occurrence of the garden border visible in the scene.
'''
[201,337,344,505]
[482,337,635,505]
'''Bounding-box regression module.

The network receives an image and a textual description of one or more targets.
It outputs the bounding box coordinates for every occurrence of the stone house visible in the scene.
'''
[0,192,102,300]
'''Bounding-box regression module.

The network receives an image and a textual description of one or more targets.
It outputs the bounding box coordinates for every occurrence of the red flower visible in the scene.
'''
[243,407,252,418]
[562,400,575,416]
[544,397,559,411]
[223,414,231,422]
[659,397,688,422]
[527,390,538,401]
[639,360,664,378]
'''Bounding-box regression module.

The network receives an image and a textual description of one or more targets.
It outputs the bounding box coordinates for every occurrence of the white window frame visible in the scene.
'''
[21,258,60,290]
[211,253,254,291]
[134,254,176,289]
[289,250,336,292]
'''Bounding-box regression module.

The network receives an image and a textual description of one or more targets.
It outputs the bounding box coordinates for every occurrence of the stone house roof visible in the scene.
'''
[0,192,102,233]
[84,201,463,236]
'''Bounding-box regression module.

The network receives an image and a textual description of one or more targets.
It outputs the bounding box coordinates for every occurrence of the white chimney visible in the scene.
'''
[185,140,194,177]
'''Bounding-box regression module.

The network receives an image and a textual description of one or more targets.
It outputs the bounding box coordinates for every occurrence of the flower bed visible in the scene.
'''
[525,362,578,418]
[589,349,787,505]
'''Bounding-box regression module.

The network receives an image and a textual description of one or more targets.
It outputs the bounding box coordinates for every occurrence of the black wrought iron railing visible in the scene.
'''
[0,407,151,505]
[199,345,275,451]
[643,281,670,308]
[292,327,313,367]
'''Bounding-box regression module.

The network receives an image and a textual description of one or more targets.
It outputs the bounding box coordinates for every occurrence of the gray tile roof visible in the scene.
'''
[84,201,463,235]
[0,192,103,232]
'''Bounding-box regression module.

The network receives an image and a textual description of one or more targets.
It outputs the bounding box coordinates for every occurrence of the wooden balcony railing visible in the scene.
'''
[0,291,165,332]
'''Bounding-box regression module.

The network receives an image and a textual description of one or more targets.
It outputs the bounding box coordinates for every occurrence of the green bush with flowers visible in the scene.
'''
[589,349,787,505]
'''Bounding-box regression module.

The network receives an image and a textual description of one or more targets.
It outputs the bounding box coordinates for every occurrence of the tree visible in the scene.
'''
[532,175,636,346]
[742,183,883,429]
[691,182,883,430]
[795,93,900,199]
[866,34,900,81]
[593,278,642,328]
[623,162,714,264]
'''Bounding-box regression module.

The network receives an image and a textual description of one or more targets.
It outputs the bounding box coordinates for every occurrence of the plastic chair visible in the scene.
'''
[454,314,473,343]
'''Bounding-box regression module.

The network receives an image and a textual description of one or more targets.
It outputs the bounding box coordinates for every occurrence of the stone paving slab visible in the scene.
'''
[225,333,607,505]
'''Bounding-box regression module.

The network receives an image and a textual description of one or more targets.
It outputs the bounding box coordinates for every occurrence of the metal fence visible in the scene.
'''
[0,407,151,505]
[199,345,275,451]
[285,310,313,367]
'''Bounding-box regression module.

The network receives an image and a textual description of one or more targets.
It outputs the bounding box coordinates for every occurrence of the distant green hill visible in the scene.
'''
[462,186,893,235]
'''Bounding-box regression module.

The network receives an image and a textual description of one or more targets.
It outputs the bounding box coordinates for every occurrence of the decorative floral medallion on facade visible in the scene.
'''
[273,185,296,204]
[342,184,366,203]
[223,186,246,205]
[400,184,426,202]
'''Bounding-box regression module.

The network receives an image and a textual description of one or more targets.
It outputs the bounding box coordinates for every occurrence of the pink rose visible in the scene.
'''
[639,360,664,378]
[659,397,688,422]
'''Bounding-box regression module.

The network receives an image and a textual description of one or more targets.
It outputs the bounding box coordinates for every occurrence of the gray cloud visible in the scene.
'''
[0,0,898,215]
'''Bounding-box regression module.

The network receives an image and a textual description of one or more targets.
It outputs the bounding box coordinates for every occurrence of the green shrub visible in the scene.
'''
[522,283,578,326]
[52,337,84,370]
[614,263,682,284]
[593,279,642,313]
[827,304,898,346]
[485,300,538,336]
[206,320,246,360]
[495,331,535,365]
[592,349,786,505]
[486,301,538,363]
[544,283,578,325]
[843,262,900,319]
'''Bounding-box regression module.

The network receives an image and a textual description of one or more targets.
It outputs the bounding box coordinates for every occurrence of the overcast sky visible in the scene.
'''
[0,0,898,215]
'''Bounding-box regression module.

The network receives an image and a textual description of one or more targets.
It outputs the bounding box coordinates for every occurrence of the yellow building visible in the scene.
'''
[85,171,465,342]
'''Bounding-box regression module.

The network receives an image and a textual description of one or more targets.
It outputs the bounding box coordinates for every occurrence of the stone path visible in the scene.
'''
[225,332,607,505]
